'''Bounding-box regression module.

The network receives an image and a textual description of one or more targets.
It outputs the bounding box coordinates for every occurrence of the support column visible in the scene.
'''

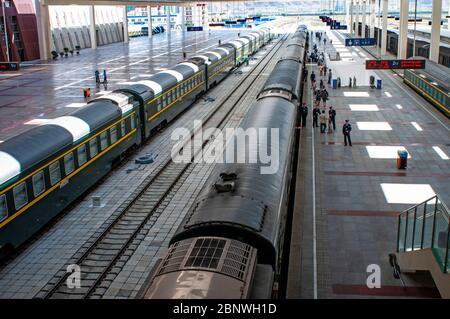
[89,5,97,49]
[362,0,367,37]
[166,6,171,33]
[181,6,185,31]
[381,0,388,55]
[430,0,442,62]
[370,0,376,38]
[35,2,51,60]
[355,0,360,36]
[147,6,152,38]
[123,5,129,43]
[350,0,354,35]
[398,0,409,59]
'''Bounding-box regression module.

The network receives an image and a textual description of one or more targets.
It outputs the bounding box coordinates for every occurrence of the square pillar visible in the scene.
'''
[349,0,354,34]
[35,2,51,60]
[147,6,152,38]
[123,6,129,43]
[398,0,409,59]
[181,6,185,31]
[362,0,367,38]
[381,0,388,55]
[89,5,97,49]
[370,0,376,38]
[355,0,360,36]
[430,0,442,62]
[166,6,171,33]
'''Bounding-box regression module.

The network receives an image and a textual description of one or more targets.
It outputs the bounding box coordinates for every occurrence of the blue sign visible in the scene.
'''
[345,38,376,46]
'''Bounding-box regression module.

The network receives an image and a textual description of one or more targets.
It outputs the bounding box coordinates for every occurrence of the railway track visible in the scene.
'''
[36,34,289,299]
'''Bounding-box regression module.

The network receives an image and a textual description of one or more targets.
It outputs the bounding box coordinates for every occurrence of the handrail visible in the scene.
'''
[397,194,450,273]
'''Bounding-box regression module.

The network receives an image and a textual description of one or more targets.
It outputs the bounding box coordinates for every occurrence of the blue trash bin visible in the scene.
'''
[332,79,337,89]
[377,79,382,89]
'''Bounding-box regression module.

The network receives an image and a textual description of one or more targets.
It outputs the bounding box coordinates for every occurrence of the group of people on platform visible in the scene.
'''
[299,32,353,147]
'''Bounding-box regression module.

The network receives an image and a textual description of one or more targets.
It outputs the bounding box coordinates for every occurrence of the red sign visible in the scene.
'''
[366,59,426,70]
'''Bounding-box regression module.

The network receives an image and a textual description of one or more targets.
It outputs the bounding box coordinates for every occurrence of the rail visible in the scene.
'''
[36,34,289,299]
[397,195,450,273]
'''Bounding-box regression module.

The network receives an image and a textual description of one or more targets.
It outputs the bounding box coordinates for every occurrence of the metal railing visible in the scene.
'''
[397,195,450,273]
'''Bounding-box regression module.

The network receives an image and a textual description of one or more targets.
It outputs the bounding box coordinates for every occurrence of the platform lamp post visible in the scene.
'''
[1,0,10,62]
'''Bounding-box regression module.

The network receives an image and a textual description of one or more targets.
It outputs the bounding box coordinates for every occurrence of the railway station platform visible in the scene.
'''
[0,30,242,142]
[288,27,450,299]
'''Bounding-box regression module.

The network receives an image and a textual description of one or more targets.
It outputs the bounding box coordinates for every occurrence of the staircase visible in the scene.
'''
[396,195,450,298]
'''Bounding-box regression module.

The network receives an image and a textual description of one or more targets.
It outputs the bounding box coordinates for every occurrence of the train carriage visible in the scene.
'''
[0,28,272,257]
[0,96,140,252]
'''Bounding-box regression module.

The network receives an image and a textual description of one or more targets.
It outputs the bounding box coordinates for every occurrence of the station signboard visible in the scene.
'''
[345,38,376,46]
[0,62,20,71]
[365,59,426,70]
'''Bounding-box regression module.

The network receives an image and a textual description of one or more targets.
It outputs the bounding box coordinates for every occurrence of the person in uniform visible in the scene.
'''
[313,106,320,128]
[343,120,352,146]
[301,103,308,127]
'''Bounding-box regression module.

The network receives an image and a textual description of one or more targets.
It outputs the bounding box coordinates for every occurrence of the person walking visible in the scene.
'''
[353,76,357,88]
[328,69,332,85]
[315,90,321,107]
[349,77,352,88]
[320,79,324,90]
[320,110,328,133]
[324,65,327,77]
[301,103,308,128]
[313,106,320,128]
[329,106,336,131]
[321,88,329,107]
[303,69,308,82]
[103,69,108,83]
[343,120,352,146]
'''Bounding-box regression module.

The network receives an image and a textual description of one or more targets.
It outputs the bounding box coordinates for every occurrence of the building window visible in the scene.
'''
[49,161,61,186]
[13,182,28,210]
[32,171,46,197]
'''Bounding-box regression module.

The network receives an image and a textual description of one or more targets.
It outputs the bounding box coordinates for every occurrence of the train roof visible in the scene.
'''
[261,59,302,97]
[0,99,125,186]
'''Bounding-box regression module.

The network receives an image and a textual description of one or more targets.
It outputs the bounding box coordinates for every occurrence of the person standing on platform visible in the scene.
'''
[353,76,357,88]
[328,69,332,85]
[313,106,320,128]
[301,103,308,128]
[324,65,327,77]
[320,110,327,133]
[343,120,352,146]
[349,77,352,88]
[310,71,316,85]
[95,70,100,87]
[303,69,308,82]
[103,69,108,83]
[329,106,336,131]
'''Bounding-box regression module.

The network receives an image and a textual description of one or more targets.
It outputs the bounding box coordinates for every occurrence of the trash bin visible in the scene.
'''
[332,79,337,89]
[397,150,408,169]
[377,79,382,90]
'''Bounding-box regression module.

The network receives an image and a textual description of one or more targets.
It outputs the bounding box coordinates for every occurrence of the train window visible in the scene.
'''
[89,138,98,158]
[110,126,117,144]
[121,121,126,136]
[131,114,136,130]
[49,161,61,186]
[100,132,108,151]
[13,182,28,210]
[32,171,45,197]
[157,99,162,111]
[77,144,87,166]
[64,153,75,175]
[0,194,7,222]
[167,91,172,104]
